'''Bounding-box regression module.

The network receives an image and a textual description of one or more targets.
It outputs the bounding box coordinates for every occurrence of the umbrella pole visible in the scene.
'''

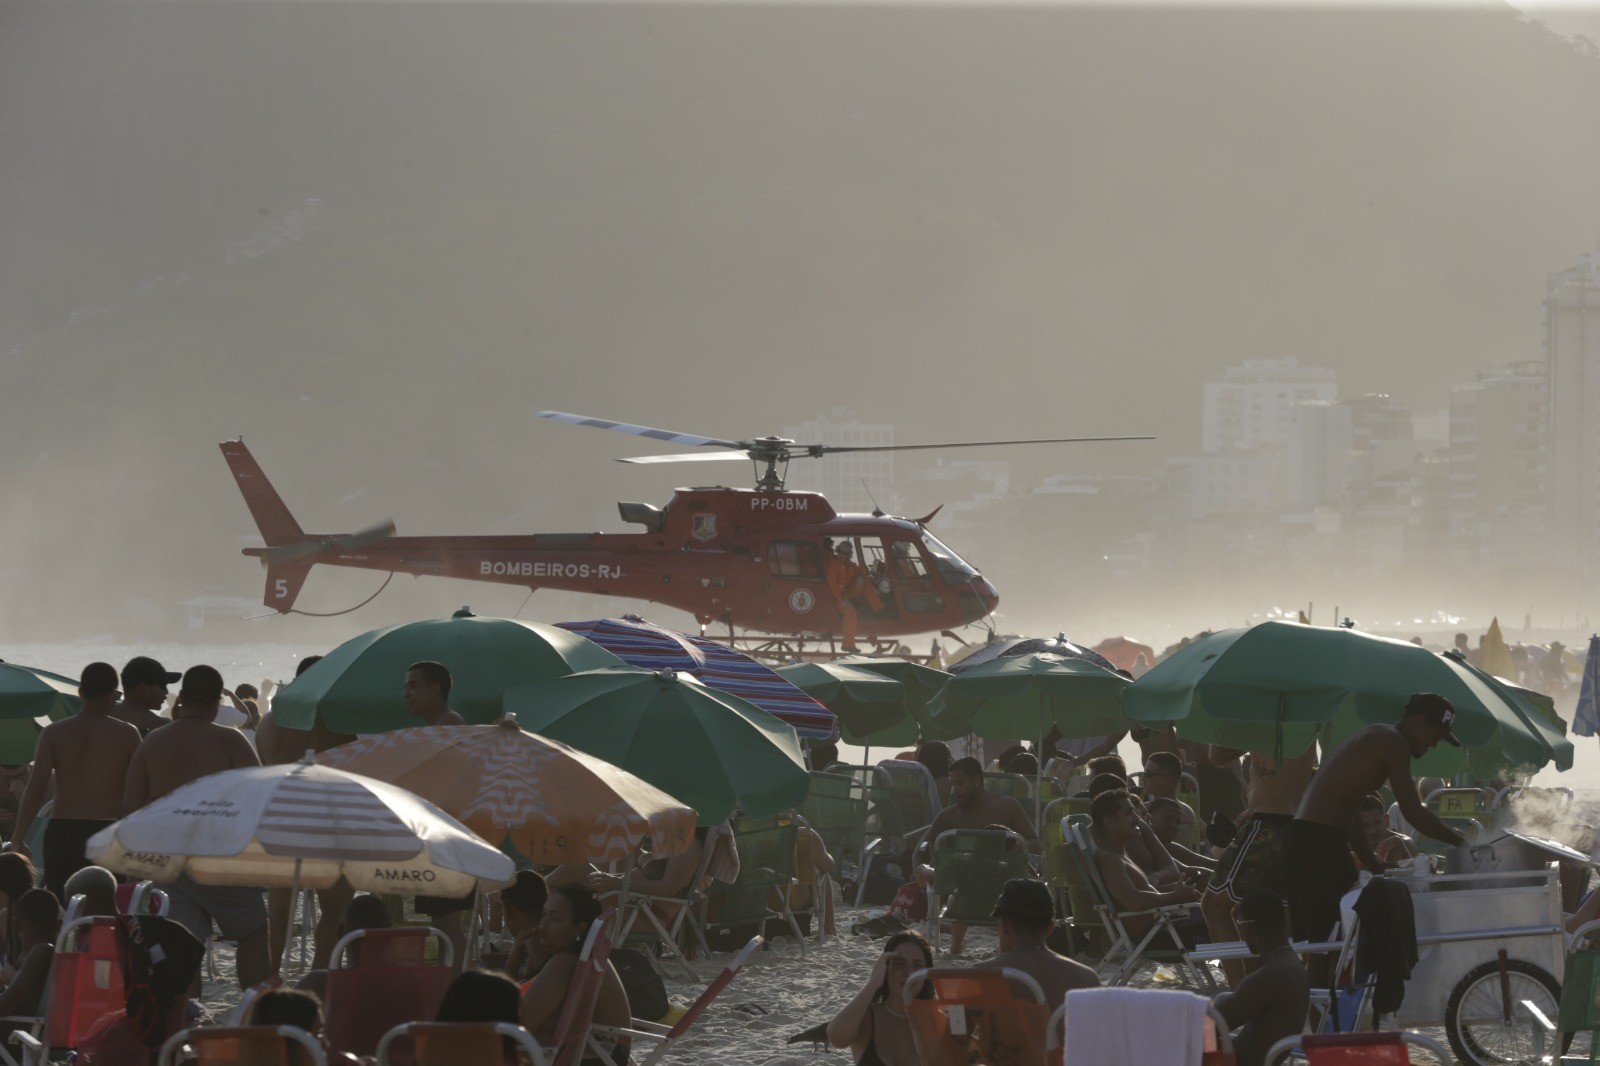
[463,884,482,970]
[1035,714,1045,828]
[280,858,303,978]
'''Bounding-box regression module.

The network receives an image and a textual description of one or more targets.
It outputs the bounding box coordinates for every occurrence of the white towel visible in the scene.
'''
[1062,987,1210,1066]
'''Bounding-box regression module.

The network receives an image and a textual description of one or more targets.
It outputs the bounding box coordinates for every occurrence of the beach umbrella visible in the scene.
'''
[86,759,515,970]
[556,615,838,739]
[946,634,1118,675]
[1573,635,1600,739]
[1092,637,1159,676]
[0,662,80,721]
[927,652,1130,823]
[270,608,626,733]
[925,652,1130,743]
[1441,652,1574,773]
[775,661,907,746]
[1125,621,1562,775]
[505,667,809,824]
[318,718,698,865]
[0,717,53,764]
[831,655,953,747]
[1480,618,1516,680]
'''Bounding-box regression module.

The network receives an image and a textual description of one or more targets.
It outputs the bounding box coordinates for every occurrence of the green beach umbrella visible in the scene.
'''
[505,666,809,825]
[776,661,908,746]
[1441,652,1574,774]
[0,663,80,722]
[271,608,626,733]
[924,651,1131,743]
[1124,621,1560,776]
[832,655,953,747]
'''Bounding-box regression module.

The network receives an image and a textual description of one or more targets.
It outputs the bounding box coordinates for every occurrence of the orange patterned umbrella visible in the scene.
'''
[318,718,696,866]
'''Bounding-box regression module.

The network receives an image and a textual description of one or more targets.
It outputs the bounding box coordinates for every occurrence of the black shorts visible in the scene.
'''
[1281,818,1358,943]
[42,818,115,902]
[1208,813,1292,904]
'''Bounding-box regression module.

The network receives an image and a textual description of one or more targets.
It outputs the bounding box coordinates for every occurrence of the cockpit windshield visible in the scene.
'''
[919,528,980,585]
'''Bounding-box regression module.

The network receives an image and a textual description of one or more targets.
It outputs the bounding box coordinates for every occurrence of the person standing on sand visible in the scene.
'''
[257,653,360,976]
[404,660,468,970]
[1281,693,1466,986]
[1202,739,1317,990]
[112,656,180,737]
[8,662,141,900]
[125,664,267,991]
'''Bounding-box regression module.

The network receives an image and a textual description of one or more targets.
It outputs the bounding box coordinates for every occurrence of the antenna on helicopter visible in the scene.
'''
[860,479,885,517]
[534,411,1154,492]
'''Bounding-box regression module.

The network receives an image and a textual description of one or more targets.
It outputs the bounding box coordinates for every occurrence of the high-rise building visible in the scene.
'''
[1449,363,1547,566]
[1201,357,1339,454]
[780,408,895,515]
[1544,250,1600,582]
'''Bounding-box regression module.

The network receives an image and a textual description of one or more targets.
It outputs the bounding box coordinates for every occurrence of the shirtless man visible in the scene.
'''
[1091,789,1205,947]
[257,654,359,974]
[404,660,468,968]
[1217,889,1310,1066]
[124,664,267,990]
[1359,793,1419,864]
[916,757,1038,954]
[1202,739,1317,988]
[9,662,141,899]
[975,878,1098,1004]
[111,656,180,737]
[1282,694,1466,983]
[1088,773,1200,888]
[403,660,466,727]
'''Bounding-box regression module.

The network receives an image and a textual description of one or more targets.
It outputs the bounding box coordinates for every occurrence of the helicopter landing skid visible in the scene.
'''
[723,634,934,666]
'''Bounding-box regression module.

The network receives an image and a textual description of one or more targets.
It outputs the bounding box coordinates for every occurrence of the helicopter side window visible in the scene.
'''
[888,539,931,580]
[768,540,823,580]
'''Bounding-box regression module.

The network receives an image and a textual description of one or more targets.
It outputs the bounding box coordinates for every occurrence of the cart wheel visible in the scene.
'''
[1444,957,1561,1066]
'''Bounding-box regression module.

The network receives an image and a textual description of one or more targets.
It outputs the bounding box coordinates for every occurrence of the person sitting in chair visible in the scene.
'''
[1090,790,1207,949]
[975,878,1098,1005]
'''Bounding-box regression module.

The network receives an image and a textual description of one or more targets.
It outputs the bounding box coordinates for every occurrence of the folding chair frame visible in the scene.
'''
[376,1021,547,1066]
[1264,1029,1451,1065]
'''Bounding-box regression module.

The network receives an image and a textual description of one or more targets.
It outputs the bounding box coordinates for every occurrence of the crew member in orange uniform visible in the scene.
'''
[826,541,883,652]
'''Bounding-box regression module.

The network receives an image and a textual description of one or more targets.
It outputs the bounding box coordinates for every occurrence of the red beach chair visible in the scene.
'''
[1265,1030,1453,1065]
[320,928,454,1061]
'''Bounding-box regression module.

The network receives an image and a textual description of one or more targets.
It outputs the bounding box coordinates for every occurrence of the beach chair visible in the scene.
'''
[901,966,1049,1066]
[1066,820,1213,989]
[587,936,763,1066]
[375,1022,545,1066]
[1415,814,1484,860]
[873,759,942,836]
[800,771,868,890]
[788,820,830,943]
[1425,786,1496,828]
[1,915,143,1066]
[613,831,719,981]
[925,828,1031,955]
[320,927,455,1060]
[156,1025,328,1066]
[982,771,1033,803]
[701,814,805,955]
[546,913,616,1066]
[1265,1030,1452,1065]
[1060,989,1233,1065]
[1051,814,1107,948]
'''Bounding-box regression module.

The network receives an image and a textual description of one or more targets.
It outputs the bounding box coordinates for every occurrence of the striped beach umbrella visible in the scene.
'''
[556,615,838,739]
[87,759,512,900]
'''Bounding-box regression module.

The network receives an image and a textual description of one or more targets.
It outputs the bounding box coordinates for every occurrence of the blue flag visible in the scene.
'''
[1573,635,1600,738]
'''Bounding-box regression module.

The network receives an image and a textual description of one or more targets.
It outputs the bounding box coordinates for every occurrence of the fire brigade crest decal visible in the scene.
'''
[691,514,717,542]
[789,588,815,614]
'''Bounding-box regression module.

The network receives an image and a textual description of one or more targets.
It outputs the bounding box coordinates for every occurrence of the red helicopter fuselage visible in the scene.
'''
[223,442,998,642]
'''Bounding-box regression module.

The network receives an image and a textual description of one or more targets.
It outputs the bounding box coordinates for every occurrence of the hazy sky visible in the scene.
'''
[4,0,1600,648]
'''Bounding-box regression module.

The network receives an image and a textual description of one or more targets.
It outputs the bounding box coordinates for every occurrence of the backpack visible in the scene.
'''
[609,947,670,1022]
[114,914,204,1047]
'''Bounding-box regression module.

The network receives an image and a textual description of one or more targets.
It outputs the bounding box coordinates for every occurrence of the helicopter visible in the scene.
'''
[221,412,1151,658]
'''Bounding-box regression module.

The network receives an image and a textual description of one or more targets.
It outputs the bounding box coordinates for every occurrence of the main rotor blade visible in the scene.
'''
[618,451,749,465]
[809,435,1156,455]
[535,411,744,451]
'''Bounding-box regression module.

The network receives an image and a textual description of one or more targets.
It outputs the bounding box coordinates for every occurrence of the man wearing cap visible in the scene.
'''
[976,878,1098,1005]
[112,656,181,737]
[8,662,142,899]
[1216,889,1309,1066]
[1280,693,1467,984]
[125,664,268,990]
